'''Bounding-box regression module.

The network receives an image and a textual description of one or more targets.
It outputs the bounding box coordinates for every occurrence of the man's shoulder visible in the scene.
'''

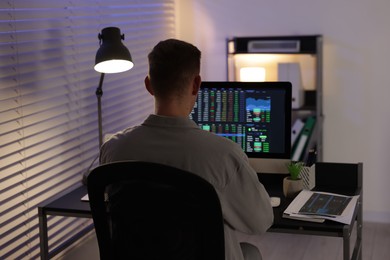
[103,126,140,145]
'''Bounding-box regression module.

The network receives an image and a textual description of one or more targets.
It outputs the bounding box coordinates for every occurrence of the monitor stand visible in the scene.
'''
[249,158,291,174]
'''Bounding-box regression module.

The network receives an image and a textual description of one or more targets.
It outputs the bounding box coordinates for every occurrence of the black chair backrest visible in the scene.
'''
[87,161,225,260]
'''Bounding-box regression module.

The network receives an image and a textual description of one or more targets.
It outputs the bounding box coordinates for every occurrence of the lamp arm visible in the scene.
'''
[96,73,105,148]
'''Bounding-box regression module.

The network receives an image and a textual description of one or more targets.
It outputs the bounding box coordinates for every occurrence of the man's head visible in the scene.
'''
[146,39,201,100]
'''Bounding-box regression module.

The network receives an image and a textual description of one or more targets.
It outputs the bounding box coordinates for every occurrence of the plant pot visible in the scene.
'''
[283,177,303,198]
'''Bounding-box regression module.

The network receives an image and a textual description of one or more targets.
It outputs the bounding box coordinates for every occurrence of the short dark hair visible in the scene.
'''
[147,39,201,98]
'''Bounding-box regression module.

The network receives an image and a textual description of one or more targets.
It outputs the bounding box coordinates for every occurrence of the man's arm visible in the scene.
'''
[219,160,274,235]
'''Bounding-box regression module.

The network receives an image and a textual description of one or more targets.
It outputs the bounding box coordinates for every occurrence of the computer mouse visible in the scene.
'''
[270,196,281,207]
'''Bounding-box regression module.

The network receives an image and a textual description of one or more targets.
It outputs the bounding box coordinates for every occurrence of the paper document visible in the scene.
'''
[81,194,89,202]
[283,190,359,224]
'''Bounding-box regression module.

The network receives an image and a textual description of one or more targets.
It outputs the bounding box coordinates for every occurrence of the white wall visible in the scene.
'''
[175,0,390,222]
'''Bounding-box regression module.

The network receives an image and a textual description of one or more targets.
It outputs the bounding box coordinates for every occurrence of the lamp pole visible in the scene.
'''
[96,73,105,148]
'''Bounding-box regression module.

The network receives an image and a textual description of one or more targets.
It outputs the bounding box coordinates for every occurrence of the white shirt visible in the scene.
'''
[100,114,274,259]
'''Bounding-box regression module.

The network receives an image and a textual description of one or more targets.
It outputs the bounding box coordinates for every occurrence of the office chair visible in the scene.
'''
[87,161,225,260]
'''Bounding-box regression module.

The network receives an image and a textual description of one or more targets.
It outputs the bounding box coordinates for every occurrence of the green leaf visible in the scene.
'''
[286,161,305,180]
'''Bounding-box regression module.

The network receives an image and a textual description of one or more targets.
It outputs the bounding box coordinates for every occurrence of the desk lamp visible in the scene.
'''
[94,27,133,148]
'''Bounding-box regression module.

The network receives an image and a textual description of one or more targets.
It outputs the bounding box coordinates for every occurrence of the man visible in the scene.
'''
[100,38,273,260]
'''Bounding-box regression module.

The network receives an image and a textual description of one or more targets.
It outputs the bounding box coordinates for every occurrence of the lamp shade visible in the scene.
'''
[94,27,134,73]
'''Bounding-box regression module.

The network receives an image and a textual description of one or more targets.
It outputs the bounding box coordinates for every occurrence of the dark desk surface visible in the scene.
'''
[39,185,91,218]
[41,174,361,235]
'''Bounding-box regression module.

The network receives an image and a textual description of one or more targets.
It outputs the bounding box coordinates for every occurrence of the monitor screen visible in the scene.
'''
[190,81,292,172]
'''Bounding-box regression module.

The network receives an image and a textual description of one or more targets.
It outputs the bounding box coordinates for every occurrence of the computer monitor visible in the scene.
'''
[190,81,292,173]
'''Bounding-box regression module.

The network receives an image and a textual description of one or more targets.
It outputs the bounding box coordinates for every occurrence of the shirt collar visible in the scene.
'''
[143,114,200,129]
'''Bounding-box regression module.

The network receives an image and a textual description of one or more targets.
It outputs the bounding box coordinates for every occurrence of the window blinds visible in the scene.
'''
[0,0,175,258]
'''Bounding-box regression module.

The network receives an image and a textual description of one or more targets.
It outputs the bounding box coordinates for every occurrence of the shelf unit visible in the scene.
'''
[226,35,323,162]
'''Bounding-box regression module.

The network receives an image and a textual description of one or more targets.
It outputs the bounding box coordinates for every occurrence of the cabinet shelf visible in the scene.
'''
[227,35,323,162]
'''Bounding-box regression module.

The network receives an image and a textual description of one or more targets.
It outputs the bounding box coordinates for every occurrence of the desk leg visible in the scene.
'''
[343,199,363,260]
[343,227,350,260]
[38,208,49,260]
[356,199,363,260]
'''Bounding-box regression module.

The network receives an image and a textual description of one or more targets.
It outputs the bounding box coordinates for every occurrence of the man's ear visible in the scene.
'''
[144,75,154,95]
[192,75,201,95]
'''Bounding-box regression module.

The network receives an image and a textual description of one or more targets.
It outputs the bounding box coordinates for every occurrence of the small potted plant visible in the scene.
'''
[283,161,305,198]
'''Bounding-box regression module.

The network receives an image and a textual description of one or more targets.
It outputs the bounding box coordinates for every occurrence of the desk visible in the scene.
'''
[38,162,363,260]
[38,186,92,260]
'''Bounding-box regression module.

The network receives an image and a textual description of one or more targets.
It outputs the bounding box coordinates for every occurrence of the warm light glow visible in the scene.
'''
[94,59,134,73]
[240,67,266,82]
